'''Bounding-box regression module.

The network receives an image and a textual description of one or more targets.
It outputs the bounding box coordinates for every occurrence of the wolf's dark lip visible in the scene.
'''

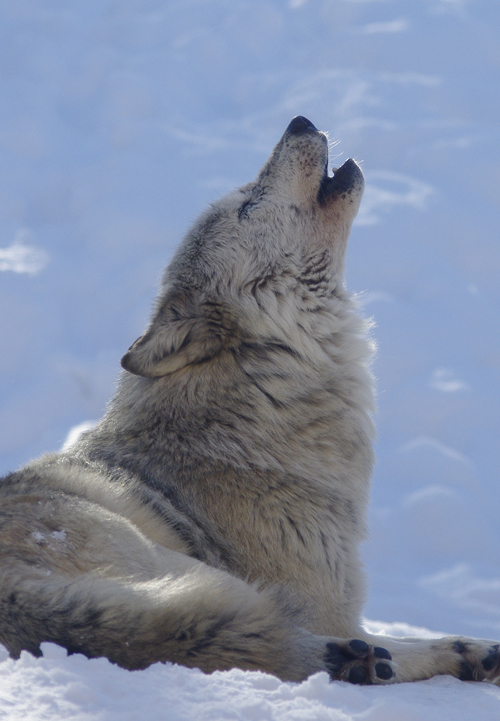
[318,159,363,205]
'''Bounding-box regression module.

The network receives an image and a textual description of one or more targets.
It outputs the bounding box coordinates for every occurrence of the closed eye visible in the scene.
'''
[238,198,254,219]
[237,187,266,220]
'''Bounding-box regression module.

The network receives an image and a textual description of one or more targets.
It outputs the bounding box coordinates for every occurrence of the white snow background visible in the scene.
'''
[1,0,500,718]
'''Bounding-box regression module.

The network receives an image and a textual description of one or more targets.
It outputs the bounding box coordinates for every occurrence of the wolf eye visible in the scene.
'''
[238,188,266,220]
[238,198,256,220]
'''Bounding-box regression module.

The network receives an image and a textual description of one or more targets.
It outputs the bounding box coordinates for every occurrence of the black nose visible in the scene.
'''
[286,116,318,135]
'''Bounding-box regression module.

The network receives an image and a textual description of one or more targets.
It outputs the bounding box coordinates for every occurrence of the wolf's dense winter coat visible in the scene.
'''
[1,116,499,684]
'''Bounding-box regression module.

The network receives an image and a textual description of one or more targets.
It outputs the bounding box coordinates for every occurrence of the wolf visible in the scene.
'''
[0,116,499,685]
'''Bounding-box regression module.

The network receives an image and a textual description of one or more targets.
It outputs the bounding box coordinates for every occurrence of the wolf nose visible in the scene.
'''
[286,116,318,134]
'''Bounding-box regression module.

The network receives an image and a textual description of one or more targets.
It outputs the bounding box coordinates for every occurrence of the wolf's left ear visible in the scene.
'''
[120,292,236,377]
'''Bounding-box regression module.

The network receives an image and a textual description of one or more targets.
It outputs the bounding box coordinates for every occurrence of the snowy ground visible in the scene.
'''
[1,0,500,718]
[2,626,500,721]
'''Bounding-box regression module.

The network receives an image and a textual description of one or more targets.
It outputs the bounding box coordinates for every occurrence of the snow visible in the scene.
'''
[1,0,500,718]
[2,631,500,721]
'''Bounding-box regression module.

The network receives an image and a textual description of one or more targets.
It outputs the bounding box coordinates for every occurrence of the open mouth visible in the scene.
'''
[318,158,363,206]
[284,117,364,206]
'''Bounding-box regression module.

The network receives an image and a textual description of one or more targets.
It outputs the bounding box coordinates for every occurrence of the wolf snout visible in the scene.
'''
[286,116,318,135]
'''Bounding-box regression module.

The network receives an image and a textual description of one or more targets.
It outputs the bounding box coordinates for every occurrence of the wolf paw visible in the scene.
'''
[325,639,395,684]
[451,639,500,683]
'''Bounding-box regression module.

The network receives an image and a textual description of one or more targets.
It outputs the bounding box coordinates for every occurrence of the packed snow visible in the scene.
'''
[1,0,500,718]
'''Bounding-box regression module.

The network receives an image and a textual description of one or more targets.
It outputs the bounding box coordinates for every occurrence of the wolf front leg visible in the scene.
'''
[1,552,354,682]
[356,634,500,685]
[15,551,488,685]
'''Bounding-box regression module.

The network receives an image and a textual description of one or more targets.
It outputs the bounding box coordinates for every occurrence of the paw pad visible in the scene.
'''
[375,662,394,680]
[349,639,369,654]
[481,646,499,672]
[348,666,368,684]
[326,639,394,684]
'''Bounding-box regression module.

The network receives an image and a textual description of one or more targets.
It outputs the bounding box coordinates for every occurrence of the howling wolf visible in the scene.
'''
[1,116,499,685]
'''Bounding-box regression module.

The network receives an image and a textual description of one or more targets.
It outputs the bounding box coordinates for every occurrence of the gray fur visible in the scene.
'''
[1,117,499,685]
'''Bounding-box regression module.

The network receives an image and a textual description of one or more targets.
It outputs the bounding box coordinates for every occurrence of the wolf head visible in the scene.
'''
[121,117,364,378]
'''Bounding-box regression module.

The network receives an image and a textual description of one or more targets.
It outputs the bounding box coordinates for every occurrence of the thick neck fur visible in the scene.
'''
[78,289,375,502]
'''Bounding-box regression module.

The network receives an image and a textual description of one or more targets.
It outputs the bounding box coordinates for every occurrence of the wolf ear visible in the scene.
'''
[120,293,235,378]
